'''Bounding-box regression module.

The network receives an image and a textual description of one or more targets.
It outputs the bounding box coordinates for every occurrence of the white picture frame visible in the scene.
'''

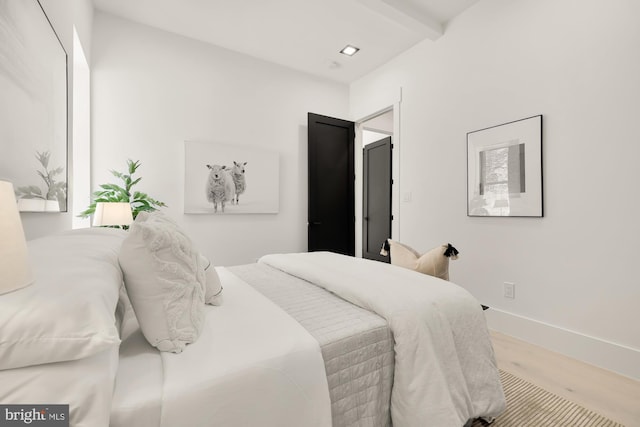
[467,115,543,217]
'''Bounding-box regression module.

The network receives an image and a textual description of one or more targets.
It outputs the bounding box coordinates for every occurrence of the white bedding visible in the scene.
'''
[0,228,126,427]
[110,296,163,427]
[111,267,332,427]
[0,347,119,427]
[260,252,506,427]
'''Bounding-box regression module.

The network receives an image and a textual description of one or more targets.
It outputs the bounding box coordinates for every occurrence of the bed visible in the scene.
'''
[0,227,505,427]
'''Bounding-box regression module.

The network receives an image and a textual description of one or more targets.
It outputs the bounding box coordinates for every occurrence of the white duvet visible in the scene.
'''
[111,267,331,427]
[260,252,506,427]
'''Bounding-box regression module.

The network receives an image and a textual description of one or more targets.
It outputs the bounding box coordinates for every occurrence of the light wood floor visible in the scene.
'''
[490,330,640,426]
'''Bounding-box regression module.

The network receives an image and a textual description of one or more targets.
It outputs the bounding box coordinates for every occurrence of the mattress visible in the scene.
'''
[229,263,394,427]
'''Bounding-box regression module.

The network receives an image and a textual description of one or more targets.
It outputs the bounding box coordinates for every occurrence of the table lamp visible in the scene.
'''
[93,202,134,227]
[0,181,33,294]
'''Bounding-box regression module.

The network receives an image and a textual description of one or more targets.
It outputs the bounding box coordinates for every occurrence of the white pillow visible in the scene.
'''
[143,212,223,306]
[0,228,125,371]
[380,240,459,280]
[128,211,223,307]
[118,211,206,353]
[200,255,224,305]
[123,211,223,307]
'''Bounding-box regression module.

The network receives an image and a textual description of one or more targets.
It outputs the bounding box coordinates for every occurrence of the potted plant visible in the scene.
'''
[79,159,166,225]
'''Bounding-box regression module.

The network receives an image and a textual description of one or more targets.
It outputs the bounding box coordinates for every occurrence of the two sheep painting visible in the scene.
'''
[184,141,279,214]
[205,162,246,213]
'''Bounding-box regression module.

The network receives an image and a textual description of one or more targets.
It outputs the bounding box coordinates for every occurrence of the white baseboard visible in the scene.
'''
[485,307,640,381]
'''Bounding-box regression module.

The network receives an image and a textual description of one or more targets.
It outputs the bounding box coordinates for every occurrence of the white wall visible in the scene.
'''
[72,28,91,229]
[92,12,349,266]
[19,0,94,239]
[350,0,640,379]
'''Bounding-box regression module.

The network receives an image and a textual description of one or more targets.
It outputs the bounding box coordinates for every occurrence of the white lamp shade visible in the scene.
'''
[93,202,134,226]
[0,181,33,294]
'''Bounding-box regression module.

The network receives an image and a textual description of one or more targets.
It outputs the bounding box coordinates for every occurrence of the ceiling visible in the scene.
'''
[92,0,480,84]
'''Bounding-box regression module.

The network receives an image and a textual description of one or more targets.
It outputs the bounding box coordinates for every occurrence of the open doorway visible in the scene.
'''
[355,108,399,259]
[308,98,400,259]
[362,112,393,262]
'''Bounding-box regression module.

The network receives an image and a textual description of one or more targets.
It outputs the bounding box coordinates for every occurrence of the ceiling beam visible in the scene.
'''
[357,0,443,40]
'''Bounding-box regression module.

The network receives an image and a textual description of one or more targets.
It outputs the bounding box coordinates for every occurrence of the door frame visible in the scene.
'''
[355,101,402,258]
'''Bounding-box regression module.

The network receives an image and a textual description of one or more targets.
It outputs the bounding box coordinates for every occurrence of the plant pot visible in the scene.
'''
[16,199,61,212]
[17,199,46,212]
[45,200,60,212]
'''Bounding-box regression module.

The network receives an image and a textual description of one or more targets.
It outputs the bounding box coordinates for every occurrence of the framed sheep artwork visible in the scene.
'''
[184,141,279,214]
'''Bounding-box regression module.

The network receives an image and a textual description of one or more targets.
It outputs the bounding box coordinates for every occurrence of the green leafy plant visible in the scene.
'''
[79,159,166,224]
[15,151,67,210]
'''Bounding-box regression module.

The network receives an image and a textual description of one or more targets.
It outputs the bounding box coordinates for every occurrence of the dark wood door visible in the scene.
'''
[363,137,392,262]
[308,113,355,256]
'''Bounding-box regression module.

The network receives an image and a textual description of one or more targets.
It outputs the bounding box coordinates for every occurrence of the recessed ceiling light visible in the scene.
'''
[340,45,360,56]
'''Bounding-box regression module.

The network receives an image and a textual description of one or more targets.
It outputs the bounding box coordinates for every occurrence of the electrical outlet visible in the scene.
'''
[504,282,515,299]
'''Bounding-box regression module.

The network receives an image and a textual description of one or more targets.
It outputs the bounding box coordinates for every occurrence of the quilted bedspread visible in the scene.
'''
[259,252,506,427]
[229,263,394,427]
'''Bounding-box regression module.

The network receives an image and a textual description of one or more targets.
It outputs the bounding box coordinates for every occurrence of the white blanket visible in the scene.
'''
[111,267,332,427]
[260,252,506,427]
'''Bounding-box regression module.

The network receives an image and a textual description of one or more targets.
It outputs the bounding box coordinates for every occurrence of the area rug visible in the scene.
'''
[471,370,624,426]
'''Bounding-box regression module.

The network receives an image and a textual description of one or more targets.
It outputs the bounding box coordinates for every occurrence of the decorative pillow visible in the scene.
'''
[118,211,206,353]
[127,211,223,307]
[200,255,224,305]
[380,239,459,280]
[0,228,125,371]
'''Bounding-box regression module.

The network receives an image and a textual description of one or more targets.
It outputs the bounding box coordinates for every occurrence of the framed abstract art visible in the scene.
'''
[467,115,543,217]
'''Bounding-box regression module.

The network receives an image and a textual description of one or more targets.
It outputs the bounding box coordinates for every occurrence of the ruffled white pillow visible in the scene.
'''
[119,211,206,353]
[142,212,223,306]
